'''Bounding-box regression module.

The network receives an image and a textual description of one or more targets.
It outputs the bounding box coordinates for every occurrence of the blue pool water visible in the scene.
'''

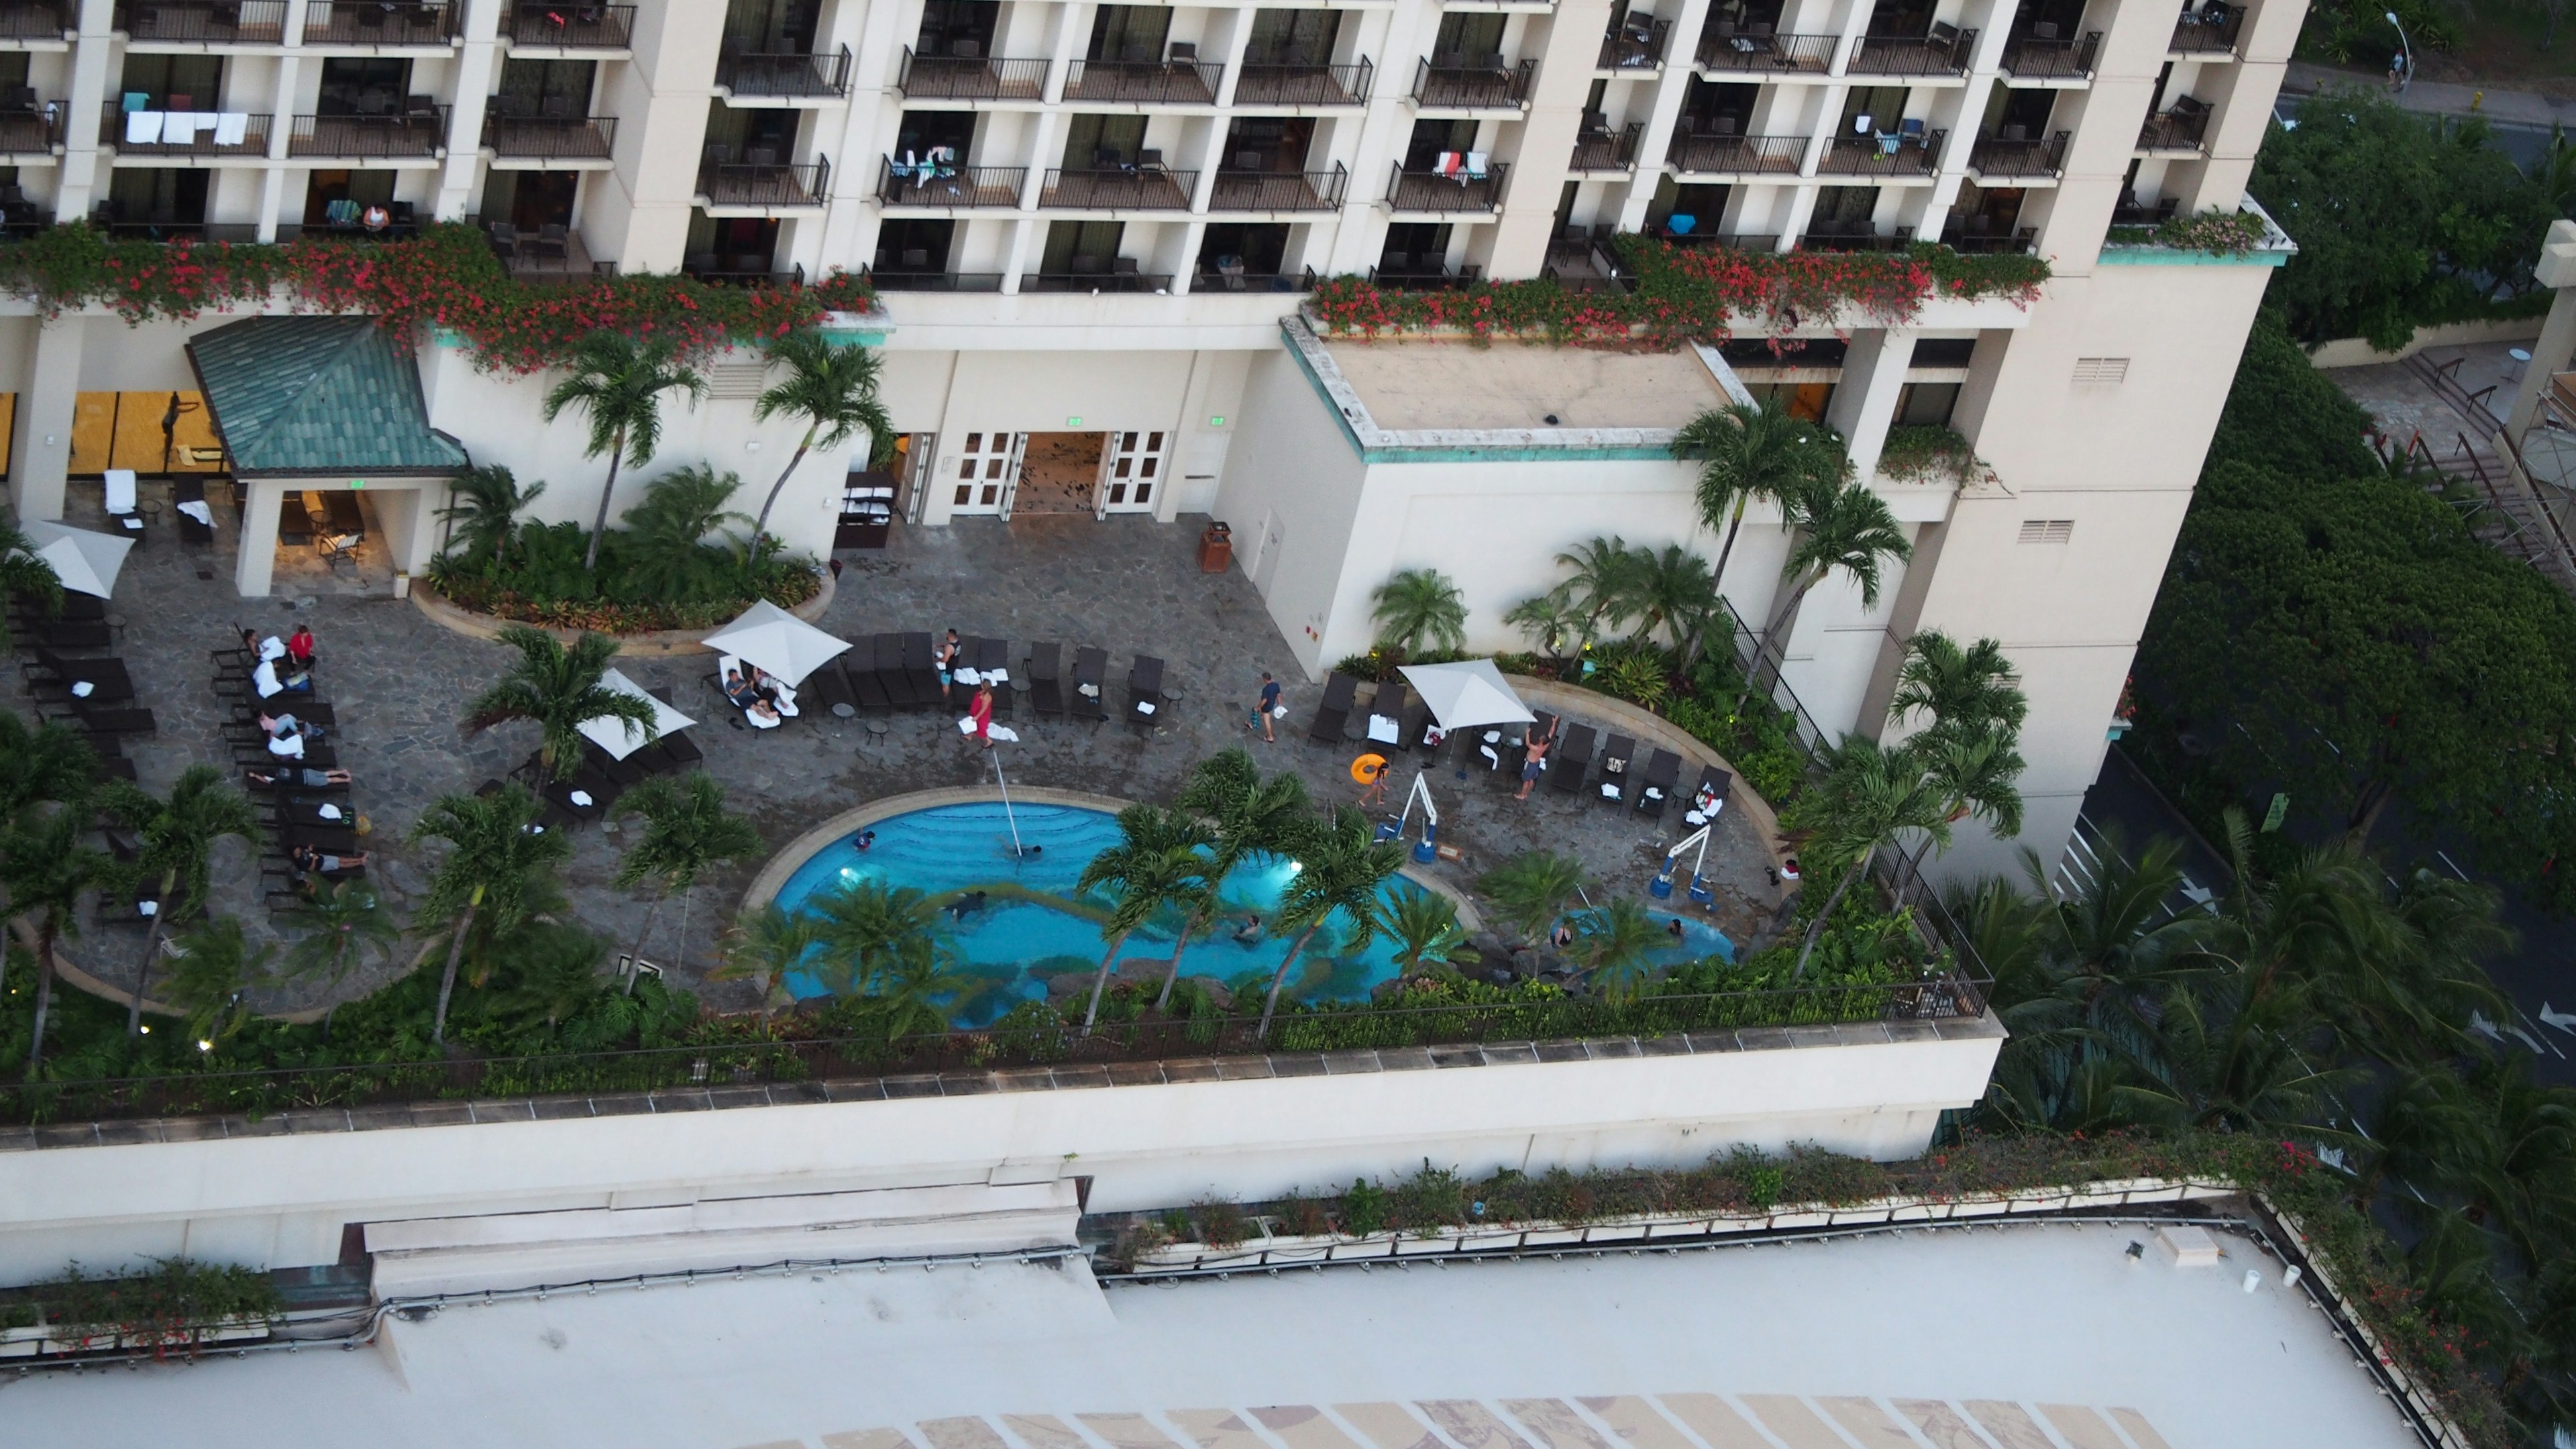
[771,802,1733,1025]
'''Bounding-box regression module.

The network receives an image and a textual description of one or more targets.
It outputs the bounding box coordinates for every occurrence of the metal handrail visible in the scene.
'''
[2000,30,2101,77]
[1038,166,1197,210]
[699,157,830,207]
[876,157,1028,209]
[1695,29,1836,71]
[288,107,447,157]
[1819,128,1944,176]
[1022,270,1176,292]
[113,0,286,42]
[716,42,853,98]
[0,104,62,153]
[103,104,272,154]
[1208,164,1348,211]
[1847,26,1976,75]
[1570,123,1642,171]
[1385,159,1508,212]
[2137,105,2210,152]
[302,0,455,46]
[1063,58,1222,103]
[1234,58,1374,105]
[863,269,1008,292]
[1967,129,2068,178]
[482,113,614,160]
[2169,5,2243,53]
[1666,131,1807,175]
[0,2,64,38]
[1411,56,1535,107]
[1597,16,1670,68]
[896,48,1049,100]
[683,261,804,288]
[501,1,634,47]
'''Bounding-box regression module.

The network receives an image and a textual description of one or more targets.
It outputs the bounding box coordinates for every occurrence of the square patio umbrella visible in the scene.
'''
[1399,658,1537,731]
[700,600,852,687]
[577,667,696,760]
[19,520,134,599]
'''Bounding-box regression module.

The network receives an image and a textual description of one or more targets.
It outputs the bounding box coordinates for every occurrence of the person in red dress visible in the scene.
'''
[968,680,995,749]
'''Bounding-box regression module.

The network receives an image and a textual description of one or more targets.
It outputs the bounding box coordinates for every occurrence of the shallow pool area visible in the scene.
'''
[771,802,1733,1024]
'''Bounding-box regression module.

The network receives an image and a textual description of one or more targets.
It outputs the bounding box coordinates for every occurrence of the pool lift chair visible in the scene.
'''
[1651,818,1719,906]
[1381,768,1441,865]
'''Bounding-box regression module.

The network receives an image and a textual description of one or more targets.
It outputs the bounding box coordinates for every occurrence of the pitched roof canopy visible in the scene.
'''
[186,315,468,478]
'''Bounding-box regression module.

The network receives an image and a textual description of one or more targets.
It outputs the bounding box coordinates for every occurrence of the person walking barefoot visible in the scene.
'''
[1245,671,1282,743]
[969,679,995,749]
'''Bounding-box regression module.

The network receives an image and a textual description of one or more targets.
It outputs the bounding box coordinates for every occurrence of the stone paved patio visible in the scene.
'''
[58,484,1776,1016]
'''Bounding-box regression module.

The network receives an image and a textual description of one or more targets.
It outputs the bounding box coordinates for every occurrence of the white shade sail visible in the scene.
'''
[21,519,134,599]
[1398,658,1537,730]
[700,600,851,687]
[576,668,696,760]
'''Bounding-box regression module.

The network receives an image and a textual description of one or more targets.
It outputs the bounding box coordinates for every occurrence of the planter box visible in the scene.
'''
[0,1324,42,1358]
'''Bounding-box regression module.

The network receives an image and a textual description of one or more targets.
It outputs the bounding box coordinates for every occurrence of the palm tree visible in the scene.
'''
[1761,476,1911,663]
[162,915,277,1047]
[413,784,571,1046]
[1380,884,1467,973]
[282,875,398,1036]
[435,464,546,568]
[1503,585,1591,662]
[0,510,64,649]
[618,465,749,601]
[870,945,966,1042]
[1782,737,1955,981]
[1260,806,1404,1035]
[1566,897,1663,1002]
[0,712,98,817]
[493,924,609,1030]
[611,772,762,984]
[1673,399,1847,598]
[748,329,892,567]
[1628,541,1719,663]
[1555,536,1646,641]
[541,331,710,572]
[1161,749,1312,1008]
[462,625,655,786]
[4,792,112,1078]
[109,765,258,1037]
[804,878,952,998]
[1371,568,1468,655]
[1888,630,2027,747]
[1476,849,1590,944]
[1075,804,1214,1028]
[714,903,826,1016]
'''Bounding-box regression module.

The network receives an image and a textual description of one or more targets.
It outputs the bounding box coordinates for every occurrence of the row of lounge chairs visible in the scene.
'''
[208,631,362,909]
[12,590,148,782]
[500,692,704,832]
[723,633,1171,731]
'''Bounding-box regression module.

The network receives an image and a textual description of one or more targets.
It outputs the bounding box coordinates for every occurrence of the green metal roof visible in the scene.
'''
[186,316,468,478]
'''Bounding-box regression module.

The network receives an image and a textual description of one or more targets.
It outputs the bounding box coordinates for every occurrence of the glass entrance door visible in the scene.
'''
[948,430,1022,516]
[1095,429,1164,515]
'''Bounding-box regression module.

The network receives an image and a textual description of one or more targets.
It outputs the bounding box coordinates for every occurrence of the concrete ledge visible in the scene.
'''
[408,564,836,657]
[2307,315,2547,369]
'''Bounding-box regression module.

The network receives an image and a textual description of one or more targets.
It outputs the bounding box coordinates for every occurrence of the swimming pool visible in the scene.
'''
[769,802,1734,1025]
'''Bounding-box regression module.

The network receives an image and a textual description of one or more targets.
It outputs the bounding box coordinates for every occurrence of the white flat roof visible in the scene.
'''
[1322,339,1726,433]
[9,1221,2420,1449]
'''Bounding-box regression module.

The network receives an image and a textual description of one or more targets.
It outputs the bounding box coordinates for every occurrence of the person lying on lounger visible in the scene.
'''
[745,696,782,729]
[248,766,352,788]
[260,712,318,758]
[747,663,799,716]
[723,668,761,709]
[290,842,367,875]
[252,655,312,698]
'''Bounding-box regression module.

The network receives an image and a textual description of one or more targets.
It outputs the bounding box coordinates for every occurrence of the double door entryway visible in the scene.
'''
[914,428,1167,521]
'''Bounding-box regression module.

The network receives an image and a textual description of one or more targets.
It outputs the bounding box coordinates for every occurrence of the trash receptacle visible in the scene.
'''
[1198,521,1233,573]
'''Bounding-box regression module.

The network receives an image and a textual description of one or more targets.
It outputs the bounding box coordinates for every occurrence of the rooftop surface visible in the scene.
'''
[7,1222,2419,1449]
[1322,340,1725,433]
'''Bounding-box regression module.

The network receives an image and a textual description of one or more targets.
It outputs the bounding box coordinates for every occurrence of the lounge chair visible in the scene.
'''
[1028,641,1065,716]
[1403,702,1436,753]
[1550,723,1596,794]
[103,468,142,543]
[1596,733,1637,804]
[901,631,942,702]
[174,476,214,546]
[872,633,916,708]
[975,637,1013,716]
[1682,765,1733,827]
[1364,682,1406,745]
[808,660,857,715]
[1309,670,1358,742]
[1469,726,1508,774]
[1126,654,1165,729]
[72,704,155,737]
[1635,748,1682,814]
[1071,646,1108,723]
[28,619,110,651]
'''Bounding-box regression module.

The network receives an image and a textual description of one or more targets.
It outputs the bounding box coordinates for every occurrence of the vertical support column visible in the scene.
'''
[1046,3,1091,104]
[9,318,79,522]
[2508,221,2576,442]
[270,56,301,161]
[256,167,286,239]
[1827,327,1914,482]
[234,478,283,597]
[437,0,503,220]
[53,0,115,221]
[1617,0,1715,233]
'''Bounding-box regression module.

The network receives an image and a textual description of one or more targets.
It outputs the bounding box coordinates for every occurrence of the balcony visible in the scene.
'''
[699,158,830,207]
[0,101,60,154]
[1386,160,1507,213]
[1799,222,1914,252]
[1368,262,1483,289]
[0,2,66,38]
[486,222,600,278]
[1696,28,1835,73]
[1546,235,1626,293]
[684,258,805,288]
[2137,100,2210,153]
[1038,166,1195,210]
[105,104,271,156]
[1660,229,1780,252]
[875,156,1026,208]
[1945,223,2036,254]
[1208,164,1348,211]
[1022,266,1173,293]
[1820,128,1943,176]
[1597,16,1669,69]
[301,1,456,47]
[2169,5,2243,54]
[1666,131,1807,176]
[1569,123,1642,172]
[715,44,853,99]
[2000,29,2100,78]
[500,3,634,48]
[1234,60,1373,106]
[896,48,1048,100]
[1967,129,2067,178]
[1197,264,1314,292]
[1412,56,1534,109]
[1063,58,1220,104]
[1848,25,1975,76]
[864,268,1006,292]
[289,109,446,158]
[2110,193,2177,227]
[115,0,286,42]
[483,113,616,161]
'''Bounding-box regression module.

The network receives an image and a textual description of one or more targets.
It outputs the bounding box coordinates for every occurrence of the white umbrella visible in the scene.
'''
[577,667,696,760]
[1399,658,1537,731]
[20,520,133,599]
[700,600,851,687]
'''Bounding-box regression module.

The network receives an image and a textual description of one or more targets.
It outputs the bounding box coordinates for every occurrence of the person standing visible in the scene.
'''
[1246,671,1283,743]
[1515,727,1553,801]
[936,629,962,702]
[968,679,995,749]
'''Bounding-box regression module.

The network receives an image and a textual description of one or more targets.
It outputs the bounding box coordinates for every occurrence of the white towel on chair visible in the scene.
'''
[1367,716,1399,743]
[104,469,138,514]
[1600,782,1619,800]
[954,667,983,686]
[987,724,1020,743]
[177,499,212,525]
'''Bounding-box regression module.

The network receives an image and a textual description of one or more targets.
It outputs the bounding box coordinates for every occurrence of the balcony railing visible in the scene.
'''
[1660,229,1780,252]
[2000,30,2100,77]
[2111,193,2178,227]
[1038,166,1197,209]
[2137,103,2210,152]
[1597,17,1670,68]
[684,260,804,288]
[1234,59,1373,105]
[1695,28,1836,72]
[1945,225,2037,254]
[896,48,1049,100]
[0,104,61,154]
[1063,58,1220,104]
[1848,26,1975,76]
[1799,223,1914,252]
[2169,5,2243,53]
[1022,268,1174,293]
[699,158,830,207]
[289,109,446,158]
[875,157,1027,208]
[1412,56,1535,108]
[1570,123,1642,171]
[1368,263,1483,290]
[501,3,635,48]
[1666,131,1807,176]
[1819,128,1943,176]
[716,44,853,99]
[1967,129,2068,178]
[864,268,1006,292]
[105,105,271,156]
[484,113,615,160]
[1387,160,1507,213]
[115,0,286,42]
[0,1,66,36]
[1210,164,1348,211]
[301,1,456,46]
[1196,265,1316,292]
